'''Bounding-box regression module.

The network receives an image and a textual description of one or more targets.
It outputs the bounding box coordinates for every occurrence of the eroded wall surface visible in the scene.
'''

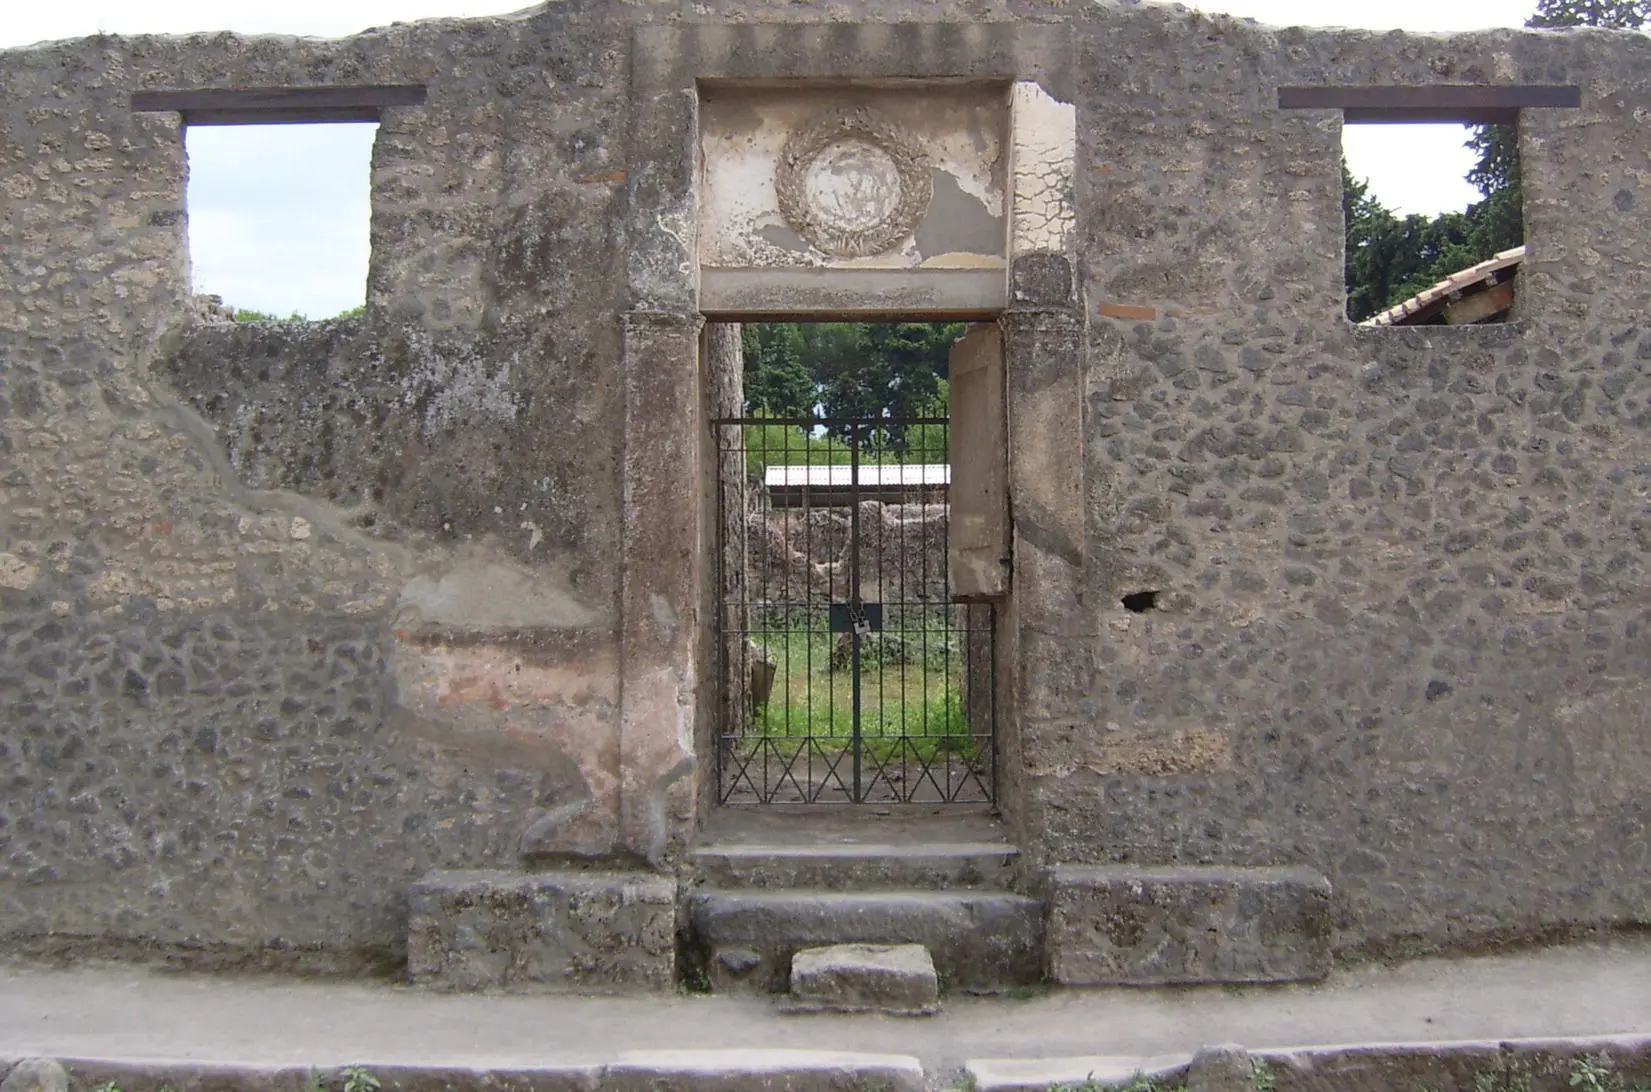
[0,13,634,965]
[0,0,1648,965]
[1047,15,1651,952]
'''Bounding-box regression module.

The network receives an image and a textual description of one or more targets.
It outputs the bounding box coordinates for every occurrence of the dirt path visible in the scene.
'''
[2,936,1649,1074]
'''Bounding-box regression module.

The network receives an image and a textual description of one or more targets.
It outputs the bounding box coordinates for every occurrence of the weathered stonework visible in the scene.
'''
[0,0,1648,981]
[405,870,676,992]
[1046,866,1333,985]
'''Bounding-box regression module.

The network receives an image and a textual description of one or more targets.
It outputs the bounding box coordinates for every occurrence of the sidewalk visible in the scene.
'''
[2,936,1649,1078]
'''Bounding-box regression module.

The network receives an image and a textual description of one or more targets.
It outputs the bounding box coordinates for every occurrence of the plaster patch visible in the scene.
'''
[1559,687,1651,811]
[400,552,602,630]
[1083,728,1232,776]
[395,333,520,441]
[915,169,1005,260]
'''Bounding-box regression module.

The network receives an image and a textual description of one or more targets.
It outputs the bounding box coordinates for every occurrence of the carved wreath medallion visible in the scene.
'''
[774,106,933,258]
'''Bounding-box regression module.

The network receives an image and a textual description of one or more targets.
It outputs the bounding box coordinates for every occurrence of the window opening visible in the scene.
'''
[184,122,376,322]
[1343,120,1523,326]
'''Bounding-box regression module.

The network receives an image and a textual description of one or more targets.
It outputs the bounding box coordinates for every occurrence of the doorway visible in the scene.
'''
[709,321,999,807]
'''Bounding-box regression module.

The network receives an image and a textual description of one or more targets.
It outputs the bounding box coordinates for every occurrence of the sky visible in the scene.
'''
[2,0,1543,317]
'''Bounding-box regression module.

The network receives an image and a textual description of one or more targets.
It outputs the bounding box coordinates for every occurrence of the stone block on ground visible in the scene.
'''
[687,888,1043,993]
[786,943,940,1015]
[0,1060,68,1092]
[1047,865,1332,986]
[406,869,676,993]
[1187,1045,1256,1092]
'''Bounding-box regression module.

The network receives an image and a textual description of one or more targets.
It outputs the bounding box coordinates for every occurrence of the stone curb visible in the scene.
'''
[0,1051,926,1092]
[965,1054,1191,1092]
[966,1034,1651,1092]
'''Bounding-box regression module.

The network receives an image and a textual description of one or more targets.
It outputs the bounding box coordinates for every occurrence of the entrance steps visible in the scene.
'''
[683,809,1042,995]
[691,839,1020,890]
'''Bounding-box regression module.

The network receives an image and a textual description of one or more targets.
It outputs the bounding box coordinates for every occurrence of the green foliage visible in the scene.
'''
[1567,1053,1651,1092]
[1527,0,1648,27]
[340,1067,381,1092]
[739,321,962,451]
[231,304,366,323]
[740,409,947,479]
[1473,1057,1533,1092]
[233,308,309,322]
[1251,1059,1277,1092]
[818,322,953,451]
[742,323,817,418]
[748,607,978,765]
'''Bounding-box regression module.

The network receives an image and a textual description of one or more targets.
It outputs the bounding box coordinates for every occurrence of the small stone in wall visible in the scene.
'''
[0,552,41,590]
[289,517,312,540]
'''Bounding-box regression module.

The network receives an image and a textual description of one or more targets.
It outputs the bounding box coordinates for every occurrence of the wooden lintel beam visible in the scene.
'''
[1443,281,1517,325]
[131,84,426,124]
[1279,84,1581,123]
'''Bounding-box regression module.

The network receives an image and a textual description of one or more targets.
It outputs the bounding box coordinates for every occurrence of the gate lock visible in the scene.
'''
[828,602,883,636]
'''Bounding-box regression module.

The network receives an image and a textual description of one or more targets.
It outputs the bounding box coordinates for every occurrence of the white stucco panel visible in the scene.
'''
[1010,81,1077,256]
[699,85,1008,272]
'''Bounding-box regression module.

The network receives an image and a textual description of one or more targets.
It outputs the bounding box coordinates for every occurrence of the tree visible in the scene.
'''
[741,323,815,418]
[817,322,950,451]
[737,321,961,451]
[1526,0,1647,27]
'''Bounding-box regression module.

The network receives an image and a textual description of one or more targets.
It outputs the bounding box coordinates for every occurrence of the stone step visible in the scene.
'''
[689,841,1020,891]
[686,888,1043,994]
[786,943,941,1016]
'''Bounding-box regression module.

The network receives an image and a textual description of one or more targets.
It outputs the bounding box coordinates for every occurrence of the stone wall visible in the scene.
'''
[0,13,634,965]
[1,0,1648,967]
[1045,15,1651,953]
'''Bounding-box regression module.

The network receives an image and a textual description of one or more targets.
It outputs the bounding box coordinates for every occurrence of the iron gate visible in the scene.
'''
[714,415,996,806]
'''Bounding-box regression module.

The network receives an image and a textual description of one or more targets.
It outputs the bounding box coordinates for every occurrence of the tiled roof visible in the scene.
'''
[1362,245,1526,327]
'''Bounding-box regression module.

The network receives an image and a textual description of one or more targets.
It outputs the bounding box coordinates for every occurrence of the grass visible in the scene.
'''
[742,606,984,767]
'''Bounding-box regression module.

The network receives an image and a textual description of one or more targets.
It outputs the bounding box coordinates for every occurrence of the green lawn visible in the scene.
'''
[744,609,983,765]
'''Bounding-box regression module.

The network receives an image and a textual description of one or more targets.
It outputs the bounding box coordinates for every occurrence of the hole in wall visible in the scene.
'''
[1121,590,1159,613]
[1343,122,1523,326]
[185,122,377,321]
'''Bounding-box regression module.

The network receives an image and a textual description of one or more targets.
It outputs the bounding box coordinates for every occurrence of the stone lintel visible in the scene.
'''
[700,268,1005,320]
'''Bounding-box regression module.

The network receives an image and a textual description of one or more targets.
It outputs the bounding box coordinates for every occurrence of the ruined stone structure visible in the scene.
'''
[2,1,1649,987]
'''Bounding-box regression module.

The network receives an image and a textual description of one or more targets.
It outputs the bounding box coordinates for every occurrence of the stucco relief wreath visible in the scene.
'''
[774,105,933,258]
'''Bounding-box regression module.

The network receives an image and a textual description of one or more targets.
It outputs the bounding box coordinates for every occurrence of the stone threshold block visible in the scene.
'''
[687,888,1043,993]
[406,869,676,993]
[1047,865,1332,986]
[785,943,940,1016]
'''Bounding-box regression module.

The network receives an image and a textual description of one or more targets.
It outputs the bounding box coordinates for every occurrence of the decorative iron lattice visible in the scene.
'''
[714,415,995,806]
